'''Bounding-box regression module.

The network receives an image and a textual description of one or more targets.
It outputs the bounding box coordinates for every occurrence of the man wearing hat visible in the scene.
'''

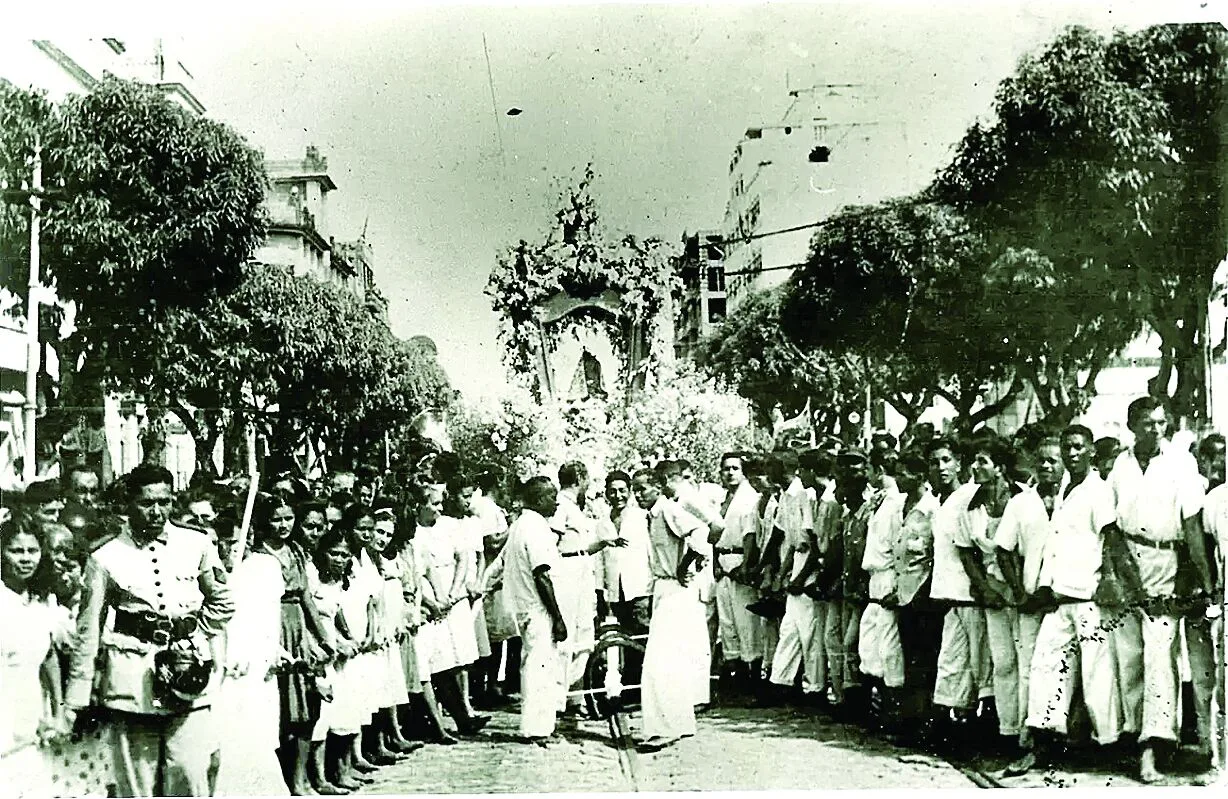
[65,463,234,796]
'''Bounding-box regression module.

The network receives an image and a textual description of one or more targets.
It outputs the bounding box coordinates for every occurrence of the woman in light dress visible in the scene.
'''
[388,502,456,745]
[213,513,292,797]
[309,526,365,793]
[1,515,68,799]
[414,482,489,736]
[369,506,420,756]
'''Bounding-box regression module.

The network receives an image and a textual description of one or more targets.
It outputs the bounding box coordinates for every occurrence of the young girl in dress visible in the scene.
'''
[370,505,420,756]
[414,482,489,736]
[1,515,66,799]
[335,503,404,774]
[310,527,363,794]
[251,493,337,795]
[389,499,456,745]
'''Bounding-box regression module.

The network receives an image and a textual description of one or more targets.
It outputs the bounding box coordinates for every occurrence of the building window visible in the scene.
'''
[707,298,727,323]
[707,267,725,293]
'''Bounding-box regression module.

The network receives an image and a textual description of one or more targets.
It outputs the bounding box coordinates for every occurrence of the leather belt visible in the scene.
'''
[1124,532,1180,552]
[561,551,588,558]
[715,547,743,555]
[113,609,198,646]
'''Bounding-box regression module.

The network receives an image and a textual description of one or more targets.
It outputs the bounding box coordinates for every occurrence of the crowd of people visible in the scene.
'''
[1,393,1225,795]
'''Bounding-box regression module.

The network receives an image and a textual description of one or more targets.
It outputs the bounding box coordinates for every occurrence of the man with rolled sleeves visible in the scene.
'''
[1108,397,1214,783]
[64,463,233,797]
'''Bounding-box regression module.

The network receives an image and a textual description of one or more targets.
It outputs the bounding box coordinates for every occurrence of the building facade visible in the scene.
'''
[675,229,727,361]
[722,86,912,313]
[255,146,375,300]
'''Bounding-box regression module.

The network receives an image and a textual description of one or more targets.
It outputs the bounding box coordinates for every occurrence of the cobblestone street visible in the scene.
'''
[362,704,981,794]
[360,697,1212,793]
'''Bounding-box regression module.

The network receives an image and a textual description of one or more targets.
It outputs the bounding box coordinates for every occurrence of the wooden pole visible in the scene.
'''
[229,423,260,569]
[22,137,42,484]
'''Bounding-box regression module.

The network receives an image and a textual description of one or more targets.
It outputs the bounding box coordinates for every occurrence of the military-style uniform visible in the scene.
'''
[67,521,233,797]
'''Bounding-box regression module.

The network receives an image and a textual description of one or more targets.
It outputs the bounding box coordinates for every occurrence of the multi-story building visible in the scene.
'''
[675,229,727,361]
[254,146,375,300]
[722,85,912,313]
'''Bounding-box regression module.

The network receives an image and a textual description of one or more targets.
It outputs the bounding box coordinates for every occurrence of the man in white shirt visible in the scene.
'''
[714,452,763,693]
[1008,425,1122,776]
[1108,396,1214,783]
[550,461,622,717]
[599,470,649,694]
[769,451,824,703]
[503,477,568,744]
[634,462,712,750]
[927,437,987,742]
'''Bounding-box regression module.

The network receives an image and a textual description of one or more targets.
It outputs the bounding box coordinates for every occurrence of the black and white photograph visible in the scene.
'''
[1,0,1226,794]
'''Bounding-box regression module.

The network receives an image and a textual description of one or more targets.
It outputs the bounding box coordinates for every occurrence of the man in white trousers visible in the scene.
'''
[503,477,569,745]
[633,463,710,752]
[1107,397,1213,783]
[769,450,825,704]
[1006,424,1121,776]
[713,452,762,693]
[550,461,623,717]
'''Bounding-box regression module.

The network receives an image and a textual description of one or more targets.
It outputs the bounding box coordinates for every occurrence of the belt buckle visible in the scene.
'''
[150,614,174,647]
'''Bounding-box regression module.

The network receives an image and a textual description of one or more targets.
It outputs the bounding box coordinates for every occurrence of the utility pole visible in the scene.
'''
[22,136,43,484]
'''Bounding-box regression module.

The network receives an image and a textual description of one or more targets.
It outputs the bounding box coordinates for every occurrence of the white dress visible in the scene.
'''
[310,575,345,743]
[214,553,290,796]
[1,585,58,799]
[378,556,411,708]
[334,553,380,733]
[416,518,477,674]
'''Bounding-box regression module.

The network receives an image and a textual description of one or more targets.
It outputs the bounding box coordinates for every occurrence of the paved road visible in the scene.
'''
[361,704,980,794]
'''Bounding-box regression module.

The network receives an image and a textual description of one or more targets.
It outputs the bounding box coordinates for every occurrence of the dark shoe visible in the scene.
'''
[457,716,490,736]
[1001,751,1037,778]
[351,758,378,774]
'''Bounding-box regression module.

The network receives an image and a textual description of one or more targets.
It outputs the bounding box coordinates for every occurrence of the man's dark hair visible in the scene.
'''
[1198,433,1226,459]
[558,461,588,489]
[894,450,929,478]
[968,434,1016,473]
[605,469,632,489]
[124,464,175,500]
[354,464,381,483]
[924,436,961,461]
[870,431,898,450]
[63,462,100,486]
[474,466,503,495]
[1126,396,1167,430]
[676,458,693,473]
[719,451,746,468]
[1062,425,1095,448]
[773,449,800,474]
[632,467,662,487]
[521,476,557,509]
[655,459,685,482]
[799,449,833,479]
[1034,435,1063,453]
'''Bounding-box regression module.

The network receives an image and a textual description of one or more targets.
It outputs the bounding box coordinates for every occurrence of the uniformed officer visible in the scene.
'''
[64,463,234,797]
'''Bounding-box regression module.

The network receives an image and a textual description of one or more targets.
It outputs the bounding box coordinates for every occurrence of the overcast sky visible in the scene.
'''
[161,1,1206,400]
